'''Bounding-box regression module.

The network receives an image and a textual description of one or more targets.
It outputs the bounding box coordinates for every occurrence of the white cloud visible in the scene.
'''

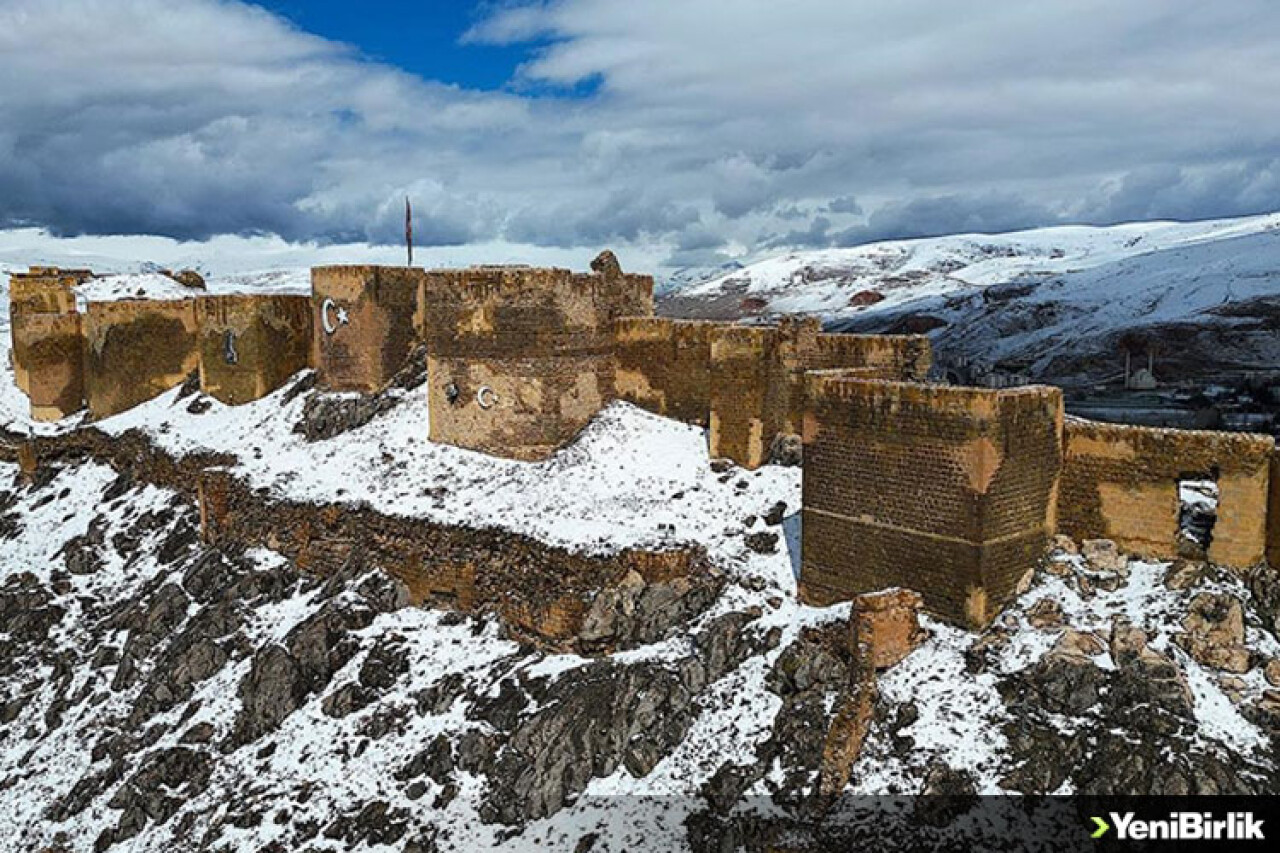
[2,0,1280,270]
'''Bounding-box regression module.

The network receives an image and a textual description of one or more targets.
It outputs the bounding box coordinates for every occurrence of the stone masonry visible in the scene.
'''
[800,376,1064,628]
[198,294,313,406]
[310,265,425,393]
[421,264,653,460]
[83,298,201,420]
[1060,418,1275,568]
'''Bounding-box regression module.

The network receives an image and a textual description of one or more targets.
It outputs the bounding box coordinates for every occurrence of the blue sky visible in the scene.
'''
[1,0,1279,272]
[257,1,529,91]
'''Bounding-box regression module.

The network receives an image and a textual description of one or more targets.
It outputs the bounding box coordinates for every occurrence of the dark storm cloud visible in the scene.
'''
[3,0,1280,262]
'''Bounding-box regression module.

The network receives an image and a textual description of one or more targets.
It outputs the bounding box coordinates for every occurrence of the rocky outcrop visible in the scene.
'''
[1173,591,1252,673]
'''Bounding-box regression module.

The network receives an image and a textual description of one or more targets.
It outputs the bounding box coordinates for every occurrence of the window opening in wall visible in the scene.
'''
[1177,471,1219,559]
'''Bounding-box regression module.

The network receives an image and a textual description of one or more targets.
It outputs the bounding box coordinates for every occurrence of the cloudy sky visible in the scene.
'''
[2,0,1279,271]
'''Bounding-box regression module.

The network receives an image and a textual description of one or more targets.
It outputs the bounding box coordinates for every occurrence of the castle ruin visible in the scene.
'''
[7,257,1280,630]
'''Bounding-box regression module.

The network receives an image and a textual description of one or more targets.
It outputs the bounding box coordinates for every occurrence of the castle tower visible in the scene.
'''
[421,255,653,460]
[8,267,94,421]
[197,295,313,405]
[800,376,1064,628]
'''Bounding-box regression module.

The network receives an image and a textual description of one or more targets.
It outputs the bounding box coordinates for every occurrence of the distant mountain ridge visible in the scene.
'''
[658,213,1280,384]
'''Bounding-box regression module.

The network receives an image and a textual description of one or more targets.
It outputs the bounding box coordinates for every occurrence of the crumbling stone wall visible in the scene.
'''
[311,266,424,393]
[83,299,199,419]
[1060,418,1275,568]
[1268,451,1280,569]
[17,312,84,421]
[197,295,313,405]
[801,377,1063,628]
[196,469,705,649]
[8,267,92,412]
[612,314,932,468]
[422,265,653,460]
[612,318,716,425]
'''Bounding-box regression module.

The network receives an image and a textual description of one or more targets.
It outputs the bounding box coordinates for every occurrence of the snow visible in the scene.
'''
[672,212,1280,379]
[682,213,1280,320]
[74,272,206,304]
[91,378,803,570]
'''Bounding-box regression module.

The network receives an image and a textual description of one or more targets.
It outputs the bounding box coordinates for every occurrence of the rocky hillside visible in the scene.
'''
[659,214,1280,385]
[3,374,1280,851]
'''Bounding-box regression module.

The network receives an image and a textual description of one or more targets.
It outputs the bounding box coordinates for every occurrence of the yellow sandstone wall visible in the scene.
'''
[1060,418,1275,569]
[612,313,932,469]
[612,317,717,425]
[197,295,313,405]
[311,266,424,392]
[801,378,1063,628]
[421,265,654,460]
[1268,450,1280,569]
[18,312,85,421]
[8,267,91,403]
[83,299,200,419]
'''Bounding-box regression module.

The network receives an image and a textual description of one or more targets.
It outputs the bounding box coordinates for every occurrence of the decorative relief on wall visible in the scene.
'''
[320,298,350,335]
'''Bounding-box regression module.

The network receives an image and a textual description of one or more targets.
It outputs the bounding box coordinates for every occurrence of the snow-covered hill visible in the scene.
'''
[661,214,1280,383]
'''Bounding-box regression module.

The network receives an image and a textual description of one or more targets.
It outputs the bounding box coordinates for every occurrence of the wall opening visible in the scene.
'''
[1177,471,1219,558]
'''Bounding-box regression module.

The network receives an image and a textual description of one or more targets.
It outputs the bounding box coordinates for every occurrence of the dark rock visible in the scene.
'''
[294,393,399,442]
[763,501,788,526]
[744,531,779,554]
[229,645,308,745]
[482,660,697,824]
[590,250,623,277]
[767,433,803,467]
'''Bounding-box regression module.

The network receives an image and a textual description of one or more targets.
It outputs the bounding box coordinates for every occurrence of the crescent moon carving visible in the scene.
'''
[476,386,497,410]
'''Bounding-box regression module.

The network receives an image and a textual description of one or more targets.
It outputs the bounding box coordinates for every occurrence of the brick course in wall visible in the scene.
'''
[83,299,200,419]
[421,265,653,460]
[612,318,716,425]
[197,294,313,405]
[311,265,424,393]
[1060,418,1275,569]
[800,377,1063,628]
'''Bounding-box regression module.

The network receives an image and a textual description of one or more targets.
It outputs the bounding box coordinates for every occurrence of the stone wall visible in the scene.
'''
[196,468,707,650]
[801,377,1063,628]
[1060,418,1275,568]
[612,318,716,425]
[83,299,200,419]
[1268,451,1280,569]
[8,267,91,403]
[16,312,84,421]
[422,266,653,460]
[197,295,313,405]
[708,325,789,468]
[612,315,932,468]
[311,266,424,393]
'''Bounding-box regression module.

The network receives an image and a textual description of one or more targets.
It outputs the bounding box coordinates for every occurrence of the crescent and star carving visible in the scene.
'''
[321,298,350,335]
